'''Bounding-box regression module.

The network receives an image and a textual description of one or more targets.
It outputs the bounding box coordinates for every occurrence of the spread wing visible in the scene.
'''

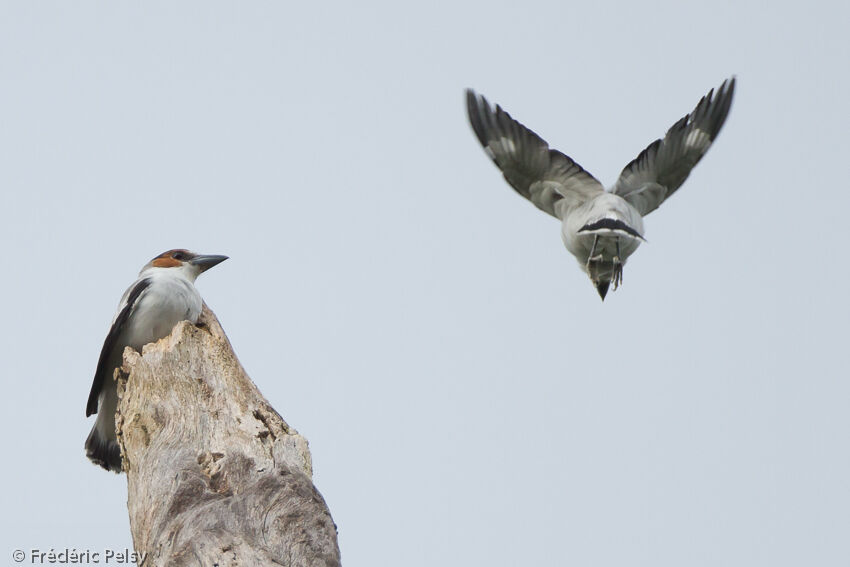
[466,89,605,218]
[612,77,736,216]
[85,278,151,416]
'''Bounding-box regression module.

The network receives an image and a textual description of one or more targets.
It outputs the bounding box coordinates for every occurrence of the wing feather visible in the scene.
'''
[466,89,604,218]
[612,77,736,216]
[85,278,151,416]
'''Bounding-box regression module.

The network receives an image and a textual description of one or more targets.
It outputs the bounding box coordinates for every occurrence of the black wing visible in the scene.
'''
[612,77,736,216]
[466,89,605,218]
[85,278,151,416]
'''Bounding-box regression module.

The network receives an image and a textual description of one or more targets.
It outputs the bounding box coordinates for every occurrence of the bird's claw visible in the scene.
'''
[611,257,623,290]
[586,254,603,271]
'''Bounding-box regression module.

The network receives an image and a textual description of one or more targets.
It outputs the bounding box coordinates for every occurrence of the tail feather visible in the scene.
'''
[578,218,645,241]
[85,421,122,473]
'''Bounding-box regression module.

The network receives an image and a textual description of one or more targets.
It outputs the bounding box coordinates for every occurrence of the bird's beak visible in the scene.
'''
[190,254,229,272]
[595,281,610,301]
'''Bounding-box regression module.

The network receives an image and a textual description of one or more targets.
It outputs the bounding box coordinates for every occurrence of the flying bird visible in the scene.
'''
[466,78,735,299]
[85,249,228,472]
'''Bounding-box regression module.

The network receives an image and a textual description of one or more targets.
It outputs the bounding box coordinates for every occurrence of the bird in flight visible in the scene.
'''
[466,78,735,300]
[85,249,228,472]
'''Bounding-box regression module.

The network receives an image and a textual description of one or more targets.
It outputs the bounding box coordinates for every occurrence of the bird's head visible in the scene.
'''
[585,259,618,301]
[594,280,610,301]
[142,249,228,281]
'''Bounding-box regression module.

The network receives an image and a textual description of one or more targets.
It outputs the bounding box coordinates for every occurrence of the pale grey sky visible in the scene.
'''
[1,1,848,566]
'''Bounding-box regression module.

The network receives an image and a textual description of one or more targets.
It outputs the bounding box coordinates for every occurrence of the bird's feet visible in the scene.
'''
[611,257,623,290]
[586,254,603,272]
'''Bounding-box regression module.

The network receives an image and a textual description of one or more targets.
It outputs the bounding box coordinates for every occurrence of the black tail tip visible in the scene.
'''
[85,429,123,474]
[596,281,610,301]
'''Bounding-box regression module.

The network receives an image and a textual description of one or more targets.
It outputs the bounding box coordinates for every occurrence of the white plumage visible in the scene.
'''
[467,78,735,299]
[85,249,227,472]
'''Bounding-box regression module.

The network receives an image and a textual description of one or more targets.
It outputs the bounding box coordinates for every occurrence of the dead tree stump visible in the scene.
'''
[115,305,341,567]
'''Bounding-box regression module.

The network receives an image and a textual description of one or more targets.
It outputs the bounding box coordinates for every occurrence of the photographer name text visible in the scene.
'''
[12,549,146,564]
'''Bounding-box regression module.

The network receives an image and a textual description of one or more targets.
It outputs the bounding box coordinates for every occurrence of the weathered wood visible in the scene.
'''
[115,305,341,567]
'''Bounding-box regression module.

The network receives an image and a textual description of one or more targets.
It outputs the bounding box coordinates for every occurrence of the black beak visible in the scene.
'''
[595,281,610,301]
[190,254,228,272]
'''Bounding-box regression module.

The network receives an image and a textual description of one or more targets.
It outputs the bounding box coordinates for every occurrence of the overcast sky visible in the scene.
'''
[1,1,849,566]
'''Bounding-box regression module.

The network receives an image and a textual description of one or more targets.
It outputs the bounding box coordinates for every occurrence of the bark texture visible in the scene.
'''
[115,305,341,567]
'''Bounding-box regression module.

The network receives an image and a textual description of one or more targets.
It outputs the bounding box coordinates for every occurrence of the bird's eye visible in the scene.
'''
[172,251,187,261]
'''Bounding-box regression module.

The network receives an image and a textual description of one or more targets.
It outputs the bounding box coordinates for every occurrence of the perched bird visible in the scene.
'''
[85,249,228,472]
[466,78,735,300]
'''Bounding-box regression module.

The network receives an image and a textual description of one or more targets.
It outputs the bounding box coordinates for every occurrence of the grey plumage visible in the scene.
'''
[466,78,735,299]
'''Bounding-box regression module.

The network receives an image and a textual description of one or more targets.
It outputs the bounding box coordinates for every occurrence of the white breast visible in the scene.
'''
[122,274,202,350]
